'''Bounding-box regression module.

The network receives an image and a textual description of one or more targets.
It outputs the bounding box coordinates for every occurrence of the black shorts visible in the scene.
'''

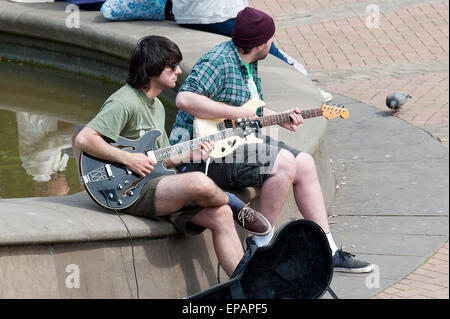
[177,135,300,189]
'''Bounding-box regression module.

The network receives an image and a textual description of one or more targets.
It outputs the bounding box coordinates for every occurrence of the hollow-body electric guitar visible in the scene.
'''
[194,98,349,159]
[79,123,257,210]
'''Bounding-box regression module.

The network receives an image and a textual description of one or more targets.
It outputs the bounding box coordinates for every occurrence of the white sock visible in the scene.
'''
[254,227,275,247]
[326,232,338,256]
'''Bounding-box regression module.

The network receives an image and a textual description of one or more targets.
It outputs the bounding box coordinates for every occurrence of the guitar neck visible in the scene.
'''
[153,128,235,161]
[258,108,323,127]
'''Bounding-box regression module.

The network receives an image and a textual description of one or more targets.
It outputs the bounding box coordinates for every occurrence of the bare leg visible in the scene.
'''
[152,172,243,276]
[189,205,244,276]
[153,171,228,216]
[259,150,330,233]
[258,150,296,225]
[292,153,330,232]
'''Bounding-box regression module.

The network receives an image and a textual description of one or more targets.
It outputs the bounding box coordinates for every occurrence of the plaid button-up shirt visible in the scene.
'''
[169,40,264,145]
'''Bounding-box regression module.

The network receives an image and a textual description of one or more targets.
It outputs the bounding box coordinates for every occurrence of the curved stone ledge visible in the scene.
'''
[0,1,334,298]
[0,192,176,246]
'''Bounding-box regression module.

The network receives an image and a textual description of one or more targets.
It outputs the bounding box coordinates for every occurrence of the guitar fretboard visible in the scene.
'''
[258,108,323,127]
[153,128,236,161]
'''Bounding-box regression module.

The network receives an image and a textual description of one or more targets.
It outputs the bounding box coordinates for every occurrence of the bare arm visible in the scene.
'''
[74,127,155,177]
[176,91,255,120]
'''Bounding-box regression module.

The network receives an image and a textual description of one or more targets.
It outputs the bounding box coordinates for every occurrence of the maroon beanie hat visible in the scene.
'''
[232,7,275,48]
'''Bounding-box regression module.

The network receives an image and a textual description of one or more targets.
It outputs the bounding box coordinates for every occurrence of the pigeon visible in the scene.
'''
[386,93,412,115]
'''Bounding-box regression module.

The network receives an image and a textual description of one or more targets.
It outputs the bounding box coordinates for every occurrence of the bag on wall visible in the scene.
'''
[101,0,167,21]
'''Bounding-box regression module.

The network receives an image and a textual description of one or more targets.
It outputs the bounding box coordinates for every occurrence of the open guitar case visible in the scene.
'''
[188,219,338,299]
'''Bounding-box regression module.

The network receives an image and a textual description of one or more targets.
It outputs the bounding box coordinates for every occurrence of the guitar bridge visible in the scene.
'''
[80,164,114,185]
[217,122,225,131]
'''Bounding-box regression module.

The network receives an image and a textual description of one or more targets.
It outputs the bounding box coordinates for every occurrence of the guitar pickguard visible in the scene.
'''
[194,99,266,159]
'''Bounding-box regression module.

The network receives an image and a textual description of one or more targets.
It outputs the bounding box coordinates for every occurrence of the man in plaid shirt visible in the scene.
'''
[170,7,374,273]
[169,40,264,145]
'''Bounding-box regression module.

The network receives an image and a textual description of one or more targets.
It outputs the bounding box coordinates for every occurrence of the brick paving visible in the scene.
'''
[372,241,448,299]
[249,0,449,298]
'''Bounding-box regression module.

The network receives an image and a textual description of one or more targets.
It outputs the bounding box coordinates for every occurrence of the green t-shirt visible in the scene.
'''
[243,62,259,99]
[87,84,170,149]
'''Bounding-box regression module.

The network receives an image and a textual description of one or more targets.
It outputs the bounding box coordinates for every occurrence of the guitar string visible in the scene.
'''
[260,109,321,126]
[259,105,345,126]
[152,105,341,160]
[153,127,237,161]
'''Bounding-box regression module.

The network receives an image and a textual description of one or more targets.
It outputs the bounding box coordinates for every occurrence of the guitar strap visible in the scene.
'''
[327,287,339,299]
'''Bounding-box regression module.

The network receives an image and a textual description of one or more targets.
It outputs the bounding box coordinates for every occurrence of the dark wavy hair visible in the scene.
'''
[126,35,182,91]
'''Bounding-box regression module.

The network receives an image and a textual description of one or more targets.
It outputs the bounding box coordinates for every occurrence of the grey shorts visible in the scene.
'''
[177,135,301,189]
[122,176,206,236]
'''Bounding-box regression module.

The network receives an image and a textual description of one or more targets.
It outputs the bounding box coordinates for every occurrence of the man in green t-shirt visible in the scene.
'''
[74,35,270,277]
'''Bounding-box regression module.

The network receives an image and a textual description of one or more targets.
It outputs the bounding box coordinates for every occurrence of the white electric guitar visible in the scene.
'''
[193,99,349,159]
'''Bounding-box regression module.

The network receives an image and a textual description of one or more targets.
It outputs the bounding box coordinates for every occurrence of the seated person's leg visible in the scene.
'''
[178,18,236,37]
[189,205,244,276]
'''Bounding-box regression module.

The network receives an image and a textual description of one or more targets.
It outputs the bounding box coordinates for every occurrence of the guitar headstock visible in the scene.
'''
[321,104,349,120]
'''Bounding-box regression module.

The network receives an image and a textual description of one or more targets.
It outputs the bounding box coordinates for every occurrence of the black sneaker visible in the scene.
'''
[333,249,375,273]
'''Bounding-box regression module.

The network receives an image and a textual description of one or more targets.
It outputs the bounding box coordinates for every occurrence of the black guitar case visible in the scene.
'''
[188,219,336,299]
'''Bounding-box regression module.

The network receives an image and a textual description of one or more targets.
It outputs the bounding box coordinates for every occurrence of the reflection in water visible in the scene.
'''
[16,112,74,196]
[0,58,121,198]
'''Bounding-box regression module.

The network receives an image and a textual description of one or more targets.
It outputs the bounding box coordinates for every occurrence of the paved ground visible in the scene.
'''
[249,0,449,298]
